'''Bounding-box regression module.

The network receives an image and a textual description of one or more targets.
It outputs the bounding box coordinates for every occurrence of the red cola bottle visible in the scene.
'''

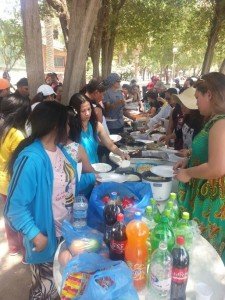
[103,192,124,247]
[110,213,127,260]
[170,235,189,300]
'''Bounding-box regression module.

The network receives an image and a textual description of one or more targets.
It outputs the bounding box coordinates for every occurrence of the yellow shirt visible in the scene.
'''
[0,128,24,195]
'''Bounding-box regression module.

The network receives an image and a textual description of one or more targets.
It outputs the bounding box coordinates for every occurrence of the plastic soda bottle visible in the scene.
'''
[125,212,149,291]
[170,236,189,300]
[103,192,124,246]
[149,242,172,298]
[150,216,175,252]
[110,213,127,261]
[73,195,88,227]
[150,198,161,223]
[174,212,193,250]
[169,192,179,218]
[143,206,156,230]
[164,201,177,226]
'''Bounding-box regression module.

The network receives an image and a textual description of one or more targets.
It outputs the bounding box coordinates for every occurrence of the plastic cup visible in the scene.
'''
[195,282,213,300]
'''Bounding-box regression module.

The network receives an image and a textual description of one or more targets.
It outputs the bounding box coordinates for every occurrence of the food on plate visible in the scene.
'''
[129,149,142,157]
[58,249,73,267]
[146,143,160,150]
[61,272,90,300]
[136,164,153,173]
[69,238,101,256]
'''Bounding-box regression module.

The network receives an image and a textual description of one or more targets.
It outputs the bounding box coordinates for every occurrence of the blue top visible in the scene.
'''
[4,139,77,264]
[103,88,124,129]
[80,122,99,164]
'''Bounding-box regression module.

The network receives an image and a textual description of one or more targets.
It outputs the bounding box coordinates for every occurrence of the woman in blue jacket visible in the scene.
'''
[5,101,77,299]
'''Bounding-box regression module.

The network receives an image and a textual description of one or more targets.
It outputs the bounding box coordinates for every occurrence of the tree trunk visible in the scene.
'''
[46,0,70,50]
[89,6,104,78]
[101,0,126,79]
[219,58,225,74]
[62,0,101,104]
[44,16,55,72]
[20,0,45,99]
[201,0,225,75]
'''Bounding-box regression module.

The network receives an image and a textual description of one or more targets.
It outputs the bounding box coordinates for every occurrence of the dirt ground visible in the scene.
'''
[0,200,31,300]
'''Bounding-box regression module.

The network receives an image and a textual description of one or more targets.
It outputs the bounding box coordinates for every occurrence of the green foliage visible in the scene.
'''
[0,17,24,70]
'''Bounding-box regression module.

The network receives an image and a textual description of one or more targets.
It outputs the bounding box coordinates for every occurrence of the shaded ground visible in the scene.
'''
[0,200,31,300]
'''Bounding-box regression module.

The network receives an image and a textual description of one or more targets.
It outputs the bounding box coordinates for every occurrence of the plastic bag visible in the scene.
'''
[60,253,138,300]
[87,181,152,231]
[62,220,105,256]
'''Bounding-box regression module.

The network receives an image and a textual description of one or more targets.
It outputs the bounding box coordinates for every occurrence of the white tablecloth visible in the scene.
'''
[53,235,225,299]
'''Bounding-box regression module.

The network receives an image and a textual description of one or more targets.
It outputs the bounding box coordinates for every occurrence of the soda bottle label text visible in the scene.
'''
[172,267,188,284]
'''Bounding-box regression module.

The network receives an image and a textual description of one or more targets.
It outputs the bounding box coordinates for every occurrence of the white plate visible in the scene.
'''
[109,152,131,167]
[159,146,179,154]
[151,165,174,178]
[97,173,127,183]
[150,133,164,142]
[109,134,122,143]
[91,163,112,173]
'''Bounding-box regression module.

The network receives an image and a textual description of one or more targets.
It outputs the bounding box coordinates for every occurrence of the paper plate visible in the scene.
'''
[97,173,127,183]
[159,146,179,154]
[109,152,131,167]
[151,165,174,178]
[109,134,122,143]
[91,163,112,173]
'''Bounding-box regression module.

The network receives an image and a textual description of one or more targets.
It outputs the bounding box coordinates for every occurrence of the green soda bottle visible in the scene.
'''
[164,201,177,226]
[150,216,175,252]
[169,192,179,218]
[144,206,156,230]
[150,198,161,223]
[174,212,193,250]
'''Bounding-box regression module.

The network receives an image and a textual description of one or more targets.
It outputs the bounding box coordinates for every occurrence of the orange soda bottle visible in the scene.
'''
[125,211,149,291]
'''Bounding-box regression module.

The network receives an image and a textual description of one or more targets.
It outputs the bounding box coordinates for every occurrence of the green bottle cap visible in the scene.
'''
[164,209,171,218]
[182,212,190,220]
[146,206,153,213]
[151,198,156,204]
[168,201,173,208]
[170,193,177,200]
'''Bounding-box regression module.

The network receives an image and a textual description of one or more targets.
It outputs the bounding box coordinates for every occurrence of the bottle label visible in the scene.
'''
[110,240,126,254]
[171,267,188,284]
[73,210,87,219]
[127,261,146,281]
[151,272,171,292]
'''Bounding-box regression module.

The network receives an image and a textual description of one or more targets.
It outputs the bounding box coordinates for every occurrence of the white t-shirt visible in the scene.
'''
[46,147,76,237]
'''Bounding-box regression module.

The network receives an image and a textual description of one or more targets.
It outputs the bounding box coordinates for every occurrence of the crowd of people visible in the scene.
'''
[1,70,225,298]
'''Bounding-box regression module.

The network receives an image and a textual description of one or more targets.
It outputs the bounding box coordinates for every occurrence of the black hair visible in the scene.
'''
[166,88,178,95]
[186,77,194,86]
[80,79,106,95]
[145,91,158,101]
[31,92,51,105]
[8,101,68,175]
[69,93,98,142]
[122,84,131,91]
[0,94,31,142]
[184,109,204,136]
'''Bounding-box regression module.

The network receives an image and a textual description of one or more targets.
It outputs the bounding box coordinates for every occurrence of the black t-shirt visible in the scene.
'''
[172,104,184,150]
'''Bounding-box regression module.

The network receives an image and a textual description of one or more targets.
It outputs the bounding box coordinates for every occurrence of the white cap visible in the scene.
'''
[37,84,56,96]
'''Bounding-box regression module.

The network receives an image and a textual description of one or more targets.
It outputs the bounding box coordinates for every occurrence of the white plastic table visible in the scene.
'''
[53,235,225,299]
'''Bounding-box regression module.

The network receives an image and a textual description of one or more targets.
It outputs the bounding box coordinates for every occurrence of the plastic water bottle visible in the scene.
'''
[143,206,156,230]
[149,242,172,298]
[174,212,193,250]
[73,195,88,227]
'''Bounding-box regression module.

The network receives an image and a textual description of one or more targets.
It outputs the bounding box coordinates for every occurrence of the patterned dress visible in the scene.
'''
[178,114,225,264]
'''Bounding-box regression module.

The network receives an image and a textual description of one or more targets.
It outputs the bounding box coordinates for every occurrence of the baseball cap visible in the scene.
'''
[37,84,56,96]
[17,78,28,87]
[175,87,197,110]
[0,78,10,90]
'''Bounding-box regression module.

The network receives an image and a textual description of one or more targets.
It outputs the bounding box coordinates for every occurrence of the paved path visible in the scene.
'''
[0,200,30,300]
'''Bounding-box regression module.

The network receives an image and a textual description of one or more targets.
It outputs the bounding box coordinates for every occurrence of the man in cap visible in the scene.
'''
[0,78,10,110]
[14,77,30,100]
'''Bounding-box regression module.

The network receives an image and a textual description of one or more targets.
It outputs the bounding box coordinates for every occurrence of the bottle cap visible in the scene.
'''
[134,211,142,220]
[169,193,177,200]
[151,198,156,204]
[110,192,118,201]
[168,200,173,208]
[117,213,124,222]
[182,212,190,220]
[159,242,167,251]
[176,235,185,245]
[146,206,153,214]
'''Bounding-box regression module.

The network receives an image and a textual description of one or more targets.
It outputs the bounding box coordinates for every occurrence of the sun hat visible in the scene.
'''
[175,87,197,110]
[37,84,56,96]
[0,78,10,90]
